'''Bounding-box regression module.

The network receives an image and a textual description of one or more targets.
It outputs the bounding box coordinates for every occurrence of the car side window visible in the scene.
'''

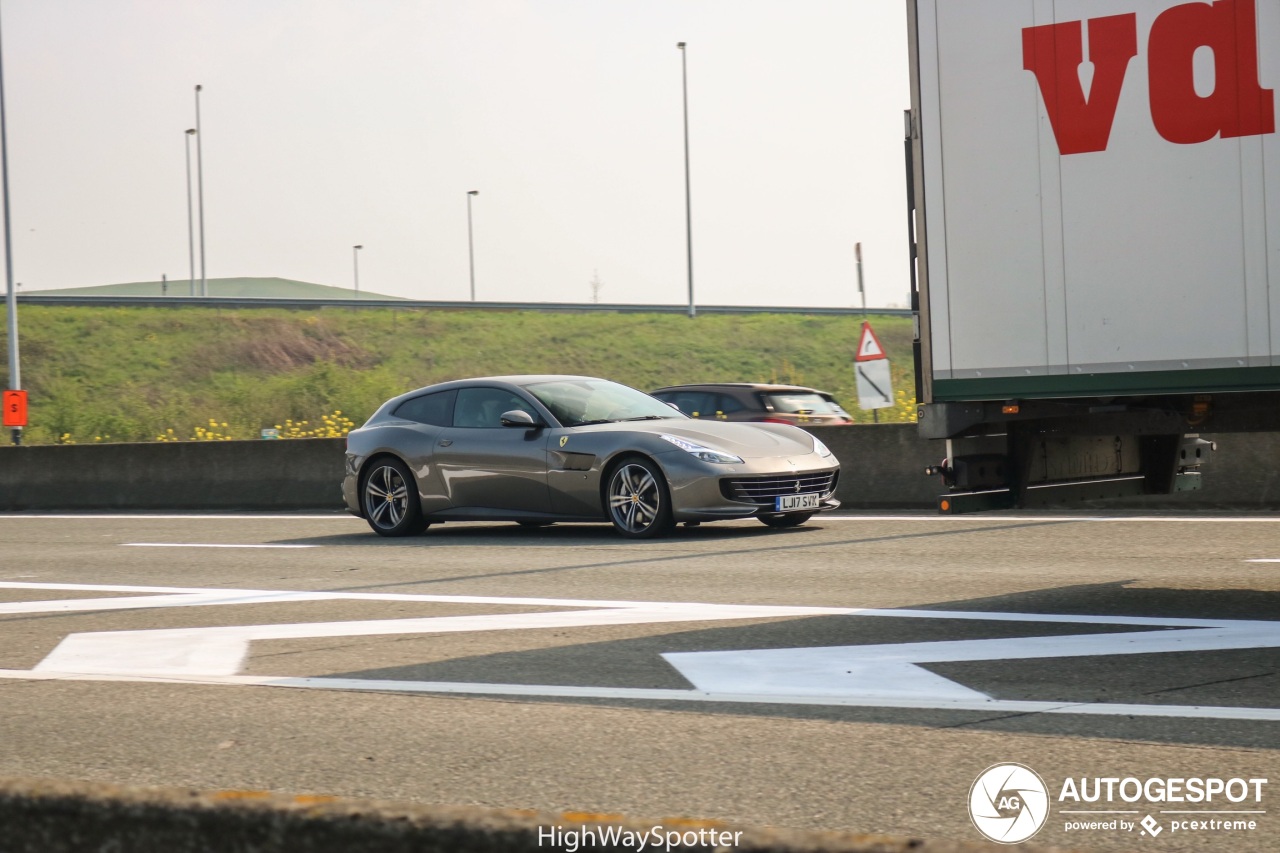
[765,392,837,415]
[663,390,716,418]
[715,394,746,414]
[393,389,457,426]
[453,387,536,429]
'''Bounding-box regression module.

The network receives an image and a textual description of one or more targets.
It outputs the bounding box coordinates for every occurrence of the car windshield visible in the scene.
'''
[524,379,685,427]
[764,392,843,415]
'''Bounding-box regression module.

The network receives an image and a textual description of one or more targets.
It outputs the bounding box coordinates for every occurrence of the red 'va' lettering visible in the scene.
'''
[1148,0,1275,143]
[1023,0,1275,154]
[1022,15,1139,154]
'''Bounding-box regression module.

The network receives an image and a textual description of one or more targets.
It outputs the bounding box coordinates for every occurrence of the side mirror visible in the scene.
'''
[500,409,539,428]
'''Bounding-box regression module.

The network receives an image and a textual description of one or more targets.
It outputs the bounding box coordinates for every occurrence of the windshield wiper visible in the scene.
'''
[621,415,669,421]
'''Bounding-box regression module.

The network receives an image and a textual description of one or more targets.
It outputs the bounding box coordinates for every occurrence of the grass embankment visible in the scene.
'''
[1,306,916,444]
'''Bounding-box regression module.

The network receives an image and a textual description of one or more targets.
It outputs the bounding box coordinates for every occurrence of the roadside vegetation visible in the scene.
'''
[1,305,916,444]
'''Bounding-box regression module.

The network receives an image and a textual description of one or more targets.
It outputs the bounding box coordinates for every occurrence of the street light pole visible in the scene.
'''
[194,84,207,297]
[0,9,20,444]
[677,42,695,319]
[185,129,197,297]
[856,241,866,314]
[466,190,479,301]
[353,245,363,297]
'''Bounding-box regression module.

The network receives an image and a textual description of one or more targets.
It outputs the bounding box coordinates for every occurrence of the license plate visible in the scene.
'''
[775,493,820,512]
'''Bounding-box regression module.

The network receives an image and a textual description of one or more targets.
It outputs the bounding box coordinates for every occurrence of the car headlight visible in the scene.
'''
[660,434,743,464]
[813,435,834,458]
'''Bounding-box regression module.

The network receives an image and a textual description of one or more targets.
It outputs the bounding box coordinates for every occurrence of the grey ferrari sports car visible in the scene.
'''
[342,375,840,538]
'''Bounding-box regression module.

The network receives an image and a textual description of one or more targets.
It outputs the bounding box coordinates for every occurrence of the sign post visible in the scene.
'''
[854,321,893,423]
[0,10,21,446]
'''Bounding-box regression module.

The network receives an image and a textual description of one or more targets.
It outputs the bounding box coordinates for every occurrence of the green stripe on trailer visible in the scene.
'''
[932,366,1280,401]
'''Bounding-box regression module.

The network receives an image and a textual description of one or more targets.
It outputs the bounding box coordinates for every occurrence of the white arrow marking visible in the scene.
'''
[4,582,1279,720]
[35,604,852,677]
[21,582,853,677]
[663,622,1280,701]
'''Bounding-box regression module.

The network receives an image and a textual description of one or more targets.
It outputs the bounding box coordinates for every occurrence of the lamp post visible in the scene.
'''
[856,241,866,314]
[466,190,479,301]
[677,42,695,319]
[194,84,207,297]
[185,129,197,296]
[0,9,20,444]
[353,245,363,297]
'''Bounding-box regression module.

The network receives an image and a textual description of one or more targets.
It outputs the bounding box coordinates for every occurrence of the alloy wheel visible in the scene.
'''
[361,459,427,536]
[607,460,673,538]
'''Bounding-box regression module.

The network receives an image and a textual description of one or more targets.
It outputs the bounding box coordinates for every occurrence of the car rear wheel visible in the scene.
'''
[361,458,428,537]
[758,512,814,528]
[606,458,675,539]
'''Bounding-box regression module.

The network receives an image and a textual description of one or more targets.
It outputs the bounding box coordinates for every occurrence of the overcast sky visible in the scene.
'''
[1,1,911,308]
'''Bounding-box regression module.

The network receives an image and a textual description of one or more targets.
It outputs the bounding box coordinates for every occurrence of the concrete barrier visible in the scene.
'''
[0,426,1278,512]
[0,438,345,511]
[0,777,1077,853]
[810,425,941,510]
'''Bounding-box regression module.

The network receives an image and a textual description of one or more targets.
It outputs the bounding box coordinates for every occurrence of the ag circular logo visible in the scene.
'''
[968,763,1050,844]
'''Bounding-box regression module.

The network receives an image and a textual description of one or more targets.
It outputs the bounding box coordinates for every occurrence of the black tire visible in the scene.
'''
[605,457,676,539]
[758,512,814,529]
[360,457,428,537]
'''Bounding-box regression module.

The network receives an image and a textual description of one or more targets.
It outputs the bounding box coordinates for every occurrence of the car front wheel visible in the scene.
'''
[361,458,428,537]
[606,458,675,539]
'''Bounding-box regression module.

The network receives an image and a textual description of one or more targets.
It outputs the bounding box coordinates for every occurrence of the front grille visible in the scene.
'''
[720,470,838,505]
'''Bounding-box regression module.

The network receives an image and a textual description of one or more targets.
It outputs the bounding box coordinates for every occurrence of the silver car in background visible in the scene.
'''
[342,375,840,539]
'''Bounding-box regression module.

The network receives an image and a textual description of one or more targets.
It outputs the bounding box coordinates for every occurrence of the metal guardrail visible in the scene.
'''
[15,294,913,317]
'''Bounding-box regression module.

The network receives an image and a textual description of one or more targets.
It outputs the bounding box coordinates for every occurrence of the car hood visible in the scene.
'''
[585,419,821,460]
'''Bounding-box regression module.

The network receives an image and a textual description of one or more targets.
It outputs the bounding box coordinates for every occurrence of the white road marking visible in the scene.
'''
[3,582,1278,720]
[816,515,1280,523]
[1245,559,1280,563]
[0,581,816,610]
[2,512,1280,523]
[2,669,1277,722]
[121,543,318,549]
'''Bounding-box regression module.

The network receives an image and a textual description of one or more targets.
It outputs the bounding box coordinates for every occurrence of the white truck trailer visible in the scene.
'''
[907,0,1277,511]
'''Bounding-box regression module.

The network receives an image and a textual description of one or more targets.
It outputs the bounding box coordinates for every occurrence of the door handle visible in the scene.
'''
[438,439,453,447]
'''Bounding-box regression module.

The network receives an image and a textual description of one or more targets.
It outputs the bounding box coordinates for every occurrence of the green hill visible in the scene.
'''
[25,277,409,300]
[0,304,916,444]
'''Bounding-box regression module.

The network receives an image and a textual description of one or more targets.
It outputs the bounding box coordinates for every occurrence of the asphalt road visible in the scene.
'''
[0,511,1277,852]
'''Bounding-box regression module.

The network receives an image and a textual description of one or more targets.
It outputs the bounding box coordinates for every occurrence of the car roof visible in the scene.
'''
[386,375,636,405]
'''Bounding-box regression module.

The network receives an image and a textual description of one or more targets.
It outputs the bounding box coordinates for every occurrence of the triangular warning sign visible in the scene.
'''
[855,322,887,362]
